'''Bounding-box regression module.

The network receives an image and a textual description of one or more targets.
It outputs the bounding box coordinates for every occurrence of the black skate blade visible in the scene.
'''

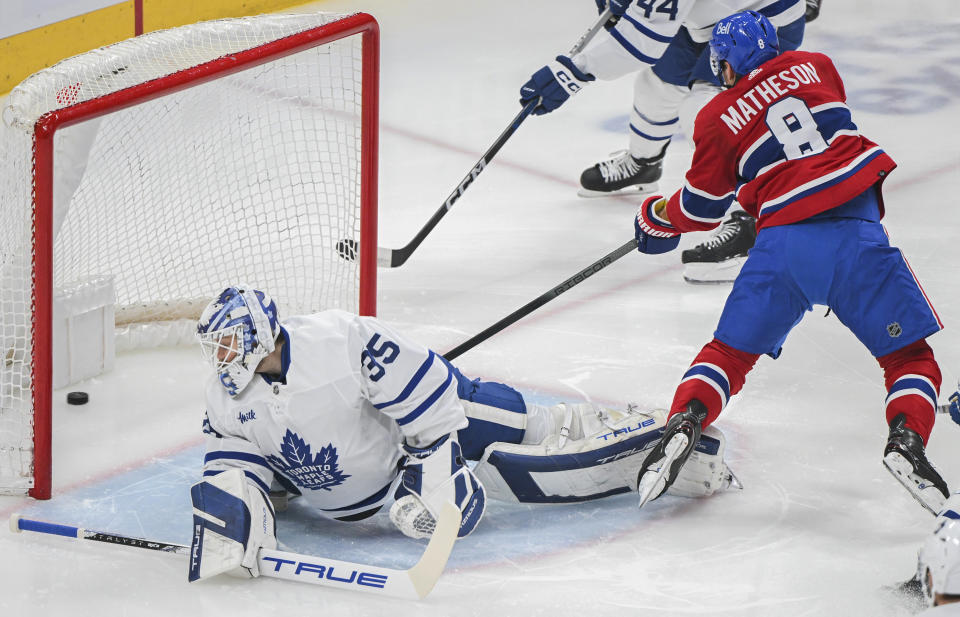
[720,464,743,491]
[681,276,737,286]
[577,182,660,199]
[681,258,747,285]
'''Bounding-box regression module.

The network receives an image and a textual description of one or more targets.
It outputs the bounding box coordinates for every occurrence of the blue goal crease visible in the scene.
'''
[19,391,654,569]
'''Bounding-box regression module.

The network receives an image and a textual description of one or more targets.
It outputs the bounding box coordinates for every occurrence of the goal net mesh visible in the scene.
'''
[0,12,375,495]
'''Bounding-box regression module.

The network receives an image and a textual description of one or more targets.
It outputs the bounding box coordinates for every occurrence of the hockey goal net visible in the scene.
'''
[0,12,379,498]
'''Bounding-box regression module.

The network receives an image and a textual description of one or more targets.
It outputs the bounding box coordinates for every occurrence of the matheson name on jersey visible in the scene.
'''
[720,62,822,135]
[665,50,897,234]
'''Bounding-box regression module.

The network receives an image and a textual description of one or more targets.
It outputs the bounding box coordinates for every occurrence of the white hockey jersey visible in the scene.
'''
[574,0,805,80]
[200,310,467,520]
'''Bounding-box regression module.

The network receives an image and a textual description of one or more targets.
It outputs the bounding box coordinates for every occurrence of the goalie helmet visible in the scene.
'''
[197,286,280,397]
[919,499,960,606]
[710,11,779,83]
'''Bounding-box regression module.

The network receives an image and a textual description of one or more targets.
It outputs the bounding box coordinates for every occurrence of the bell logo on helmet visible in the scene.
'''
[710,11,780,79]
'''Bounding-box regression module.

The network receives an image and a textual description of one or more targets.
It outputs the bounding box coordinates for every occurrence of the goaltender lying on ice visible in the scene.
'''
[188,285,740,583]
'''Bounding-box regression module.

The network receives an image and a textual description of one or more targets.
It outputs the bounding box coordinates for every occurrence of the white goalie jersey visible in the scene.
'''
[200,310,468,520]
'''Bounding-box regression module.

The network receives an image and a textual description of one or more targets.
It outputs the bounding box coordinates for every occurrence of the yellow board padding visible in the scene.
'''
[142,0,314,33]
[1,2,136,95]
[0,0,322,96]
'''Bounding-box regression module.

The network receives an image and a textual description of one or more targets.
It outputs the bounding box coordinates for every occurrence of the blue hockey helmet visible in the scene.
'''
[710,11,780,83]
[197,286,280,397]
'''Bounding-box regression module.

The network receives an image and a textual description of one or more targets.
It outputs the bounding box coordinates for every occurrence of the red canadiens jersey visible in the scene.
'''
[665,50,896,233]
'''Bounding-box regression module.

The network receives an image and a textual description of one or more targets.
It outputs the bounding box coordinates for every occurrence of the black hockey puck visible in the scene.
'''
[336,238,358,261]
[66,391,89,405]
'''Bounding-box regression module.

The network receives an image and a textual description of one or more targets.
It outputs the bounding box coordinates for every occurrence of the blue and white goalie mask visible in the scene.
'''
[919,510,960,607]
[197,286,280,397]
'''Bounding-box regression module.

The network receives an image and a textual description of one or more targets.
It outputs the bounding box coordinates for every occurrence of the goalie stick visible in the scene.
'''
[443,237,637,361]
[337,8,619,269]
[10,502,461,600]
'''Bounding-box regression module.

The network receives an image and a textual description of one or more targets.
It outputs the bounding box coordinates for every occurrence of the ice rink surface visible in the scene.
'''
[2,0,960,615]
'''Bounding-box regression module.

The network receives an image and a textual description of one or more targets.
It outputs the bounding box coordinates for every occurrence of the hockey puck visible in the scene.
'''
[336,238,358,261]
[66,391,89,405]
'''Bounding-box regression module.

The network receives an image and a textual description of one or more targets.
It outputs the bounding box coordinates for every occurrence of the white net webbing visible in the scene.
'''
[0,12,374,494]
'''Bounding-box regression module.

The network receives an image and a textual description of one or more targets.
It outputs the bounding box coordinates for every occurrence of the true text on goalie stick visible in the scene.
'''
[10,503,461,601]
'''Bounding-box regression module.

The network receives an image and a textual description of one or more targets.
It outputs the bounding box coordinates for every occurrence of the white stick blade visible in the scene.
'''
[407,501,461,599]
[377,247,395,268]
[256,547,420,599]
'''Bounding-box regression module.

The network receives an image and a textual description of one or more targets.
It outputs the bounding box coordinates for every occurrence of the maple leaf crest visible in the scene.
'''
[266,430,350,491]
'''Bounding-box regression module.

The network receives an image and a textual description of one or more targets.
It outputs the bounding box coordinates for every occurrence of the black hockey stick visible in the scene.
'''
[337,100,537,268]
[337,8,618,269]
[443,237,637,361]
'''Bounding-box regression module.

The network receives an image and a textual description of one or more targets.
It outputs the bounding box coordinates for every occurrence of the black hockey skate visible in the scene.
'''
[578,144,667,197]
[637,400,708,508]
[681,210,757,284]
[883,413,949,515]
[805,0,822,22]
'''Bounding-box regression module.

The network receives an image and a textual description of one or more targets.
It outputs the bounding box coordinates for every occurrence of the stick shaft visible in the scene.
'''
[443,238,637,361]
[382,102,536,268]
[372,10,617,269]
[13,515,189,554]
[569,8,616,55]
[11,503,461,600]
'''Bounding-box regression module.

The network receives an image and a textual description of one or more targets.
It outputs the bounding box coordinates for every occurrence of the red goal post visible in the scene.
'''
[0,12,379,499]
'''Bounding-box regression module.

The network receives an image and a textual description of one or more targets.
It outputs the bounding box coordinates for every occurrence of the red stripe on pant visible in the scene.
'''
[670,339,760,427]
[877,339,941,444]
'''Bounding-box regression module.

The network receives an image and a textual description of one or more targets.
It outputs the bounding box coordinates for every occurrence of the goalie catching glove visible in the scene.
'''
[634,195,680,254]
[390,433,485,540]
[188,469,277,582]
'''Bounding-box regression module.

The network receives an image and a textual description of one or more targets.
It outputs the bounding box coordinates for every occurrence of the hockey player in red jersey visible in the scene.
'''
[630,10,949,514]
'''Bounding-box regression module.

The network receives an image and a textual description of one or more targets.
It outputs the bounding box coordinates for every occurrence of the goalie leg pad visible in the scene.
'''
[458,399,527,461]
[189,469,277,582]
[444,358,528,460]
[473,408,737,503]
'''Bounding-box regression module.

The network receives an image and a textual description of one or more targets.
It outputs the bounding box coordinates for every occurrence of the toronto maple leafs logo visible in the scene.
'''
[266,430,350,491]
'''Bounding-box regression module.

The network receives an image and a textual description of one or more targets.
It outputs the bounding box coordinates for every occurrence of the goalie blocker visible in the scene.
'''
[472,407,739,504]
[189,469,277,582]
